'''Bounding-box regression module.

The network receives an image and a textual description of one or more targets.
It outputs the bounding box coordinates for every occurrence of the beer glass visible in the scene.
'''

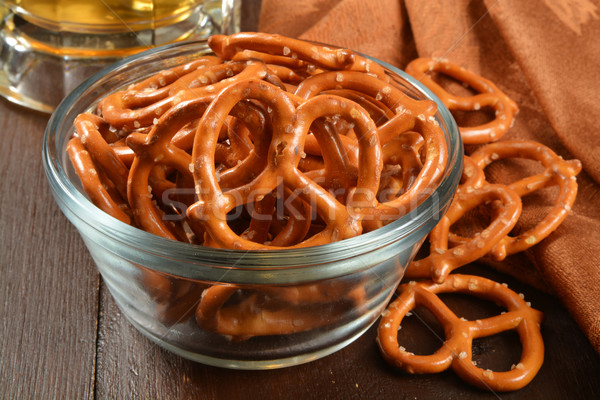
[0,0,241,112]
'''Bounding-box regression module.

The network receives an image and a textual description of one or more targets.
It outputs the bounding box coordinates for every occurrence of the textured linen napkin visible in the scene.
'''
[259,0,600,353]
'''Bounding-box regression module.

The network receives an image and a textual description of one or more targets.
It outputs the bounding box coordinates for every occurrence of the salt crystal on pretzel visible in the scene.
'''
[377,274,544,392]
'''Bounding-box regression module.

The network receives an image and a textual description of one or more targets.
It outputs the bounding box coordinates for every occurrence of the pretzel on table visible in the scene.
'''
[405,57,519,145]
[377,274,544,392]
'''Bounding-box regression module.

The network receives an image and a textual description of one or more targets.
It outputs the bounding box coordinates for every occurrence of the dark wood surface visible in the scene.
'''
[1,1,599,398]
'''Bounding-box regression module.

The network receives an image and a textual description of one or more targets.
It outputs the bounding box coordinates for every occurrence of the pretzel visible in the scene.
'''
[125,98,210,241]
[73,113,130,199]
[379,131,424,200]
[66,137,131,224]
[293,70,448,228]
[140,267,207,325]
[405,183,522,282]
[405,57,518,144]
[209,32,388,79]
[196,280,366,339]
[463,140,581,260]
[186,78,385,249]
[98,59,268,130]
[377,274,544,392]
[195,285,330,338]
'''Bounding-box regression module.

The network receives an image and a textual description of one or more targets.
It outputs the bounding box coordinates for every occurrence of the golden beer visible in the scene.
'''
[0,0,239,111]
[4,0,208,33]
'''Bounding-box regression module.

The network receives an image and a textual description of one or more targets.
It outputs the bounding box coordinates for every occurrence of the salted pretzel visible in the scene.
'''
[73,113,130,199]
[98,58,268,130]
[66,137,131,224]
[378,131,425,201]
[405,57,518,144]
[463,140,582,260]
[405,182,522,282]
[293,70,448,227]
[125,98,211,241]
[209,32,388,80]
[186,78,385,249]
[377,274,544,392]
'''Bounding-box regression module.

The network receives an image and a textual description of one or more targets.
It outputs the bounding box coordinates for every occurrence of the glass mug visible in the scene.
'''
[0,0,241,113]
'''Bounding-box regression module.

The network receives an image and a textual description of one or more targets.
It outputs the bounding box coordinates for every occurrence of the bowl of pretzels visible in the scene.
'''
[42,32,463,369]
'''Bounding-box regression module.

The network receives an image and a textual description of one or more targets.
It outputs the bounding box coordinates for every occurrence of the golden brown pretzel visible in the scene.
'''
[66,137,131,224]
[405,183,522,282]
[74,113,130,200]
[379,131,425,201]
[97,57,221,130]
[195,285,339,338]
[405,57,518,144]
[466,140,581,260]
[293,70,447,228]
[195,280,366,339]
[126,98,212,241]
[98,59,267,130]
[209,32,388,79]
[377,274,544,392]
[186,79,384,249]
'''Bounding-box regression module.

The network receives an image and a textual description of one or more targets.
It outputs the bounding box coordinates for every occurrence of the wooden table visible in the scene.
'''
[2,1,599,398]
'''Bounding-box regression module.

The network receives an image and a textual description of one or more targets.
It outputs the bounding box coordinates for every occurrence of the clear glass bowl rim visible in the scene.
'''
[42,38,463,278]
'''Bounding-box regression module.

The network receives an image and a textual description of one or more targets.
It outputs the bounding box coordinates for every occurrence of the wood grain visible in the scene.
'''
[0,100,99,399]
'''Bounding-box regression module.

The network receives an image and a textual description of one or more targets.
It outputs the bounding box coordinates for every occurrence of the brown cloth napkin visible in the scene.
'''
[259,0,600,354]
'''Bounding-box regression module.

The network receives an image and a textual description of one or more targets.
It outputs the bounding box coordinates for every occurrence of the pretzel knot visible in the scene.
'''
[293,69,448,228]
[405,179,522,282]
[377,274,544,392]
[186,78,384,249]
[405,58,518,145]
[465,140,582,260]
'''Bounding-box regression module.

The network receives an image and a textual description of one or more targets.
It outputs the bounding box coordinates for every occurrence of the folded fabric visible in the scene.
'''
[259,0,600,353]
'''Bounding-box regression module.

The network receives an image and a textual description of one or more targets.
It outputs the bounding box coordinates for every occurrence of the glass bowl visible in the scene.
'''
[42,39,463,369]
